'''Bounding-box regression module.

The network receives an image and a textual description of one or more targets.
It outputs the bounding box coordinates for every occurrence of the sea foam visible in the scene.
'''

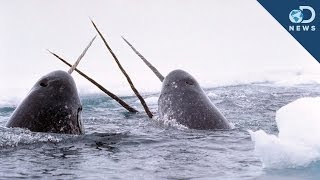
[249,97,320,169]
[0,127,62,147]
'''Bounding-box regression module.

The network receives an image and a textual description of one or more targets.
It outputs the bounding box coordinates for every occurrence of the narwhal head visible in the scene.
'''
[161,69,201,94]
[6,70,84,134]
[6,35,99,134]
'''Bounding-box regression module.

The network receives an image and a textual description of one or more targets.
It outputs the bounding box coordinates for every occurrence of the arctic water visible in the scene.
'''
[0,83,320,179]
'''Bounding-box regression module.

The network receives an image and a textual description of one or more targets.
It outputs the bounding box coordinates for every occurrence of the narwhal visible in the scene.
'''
[121,37,232,130]
[5,36,98,134]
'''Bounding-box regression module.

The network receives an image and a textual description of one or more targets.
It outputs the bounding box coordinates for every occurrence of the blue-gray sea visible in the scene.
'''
[0,83,320,179]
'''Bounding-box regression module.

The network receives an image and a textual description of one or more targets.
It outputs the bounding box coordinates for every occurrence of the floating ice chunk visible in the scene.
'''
[250,97,320,169]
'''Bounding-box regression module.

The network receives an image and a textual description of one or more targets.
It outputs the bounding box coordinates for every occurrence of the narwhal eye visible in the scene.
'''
[185,81,193,85]
[40,81,48,87]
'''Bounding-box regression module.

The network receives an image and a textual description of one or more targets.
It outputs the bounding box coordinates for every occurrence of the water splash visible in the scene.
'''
[0,127,62,147]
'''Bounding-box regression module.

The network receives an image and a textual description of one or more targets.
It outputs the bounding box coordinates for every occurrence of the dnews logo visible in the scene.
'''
[288,6,316,32]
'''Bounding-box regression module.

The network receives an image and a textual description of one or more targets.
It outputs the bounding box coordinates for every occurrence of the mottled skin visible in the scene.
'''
[6,70,84,134]
[158,70,231,130]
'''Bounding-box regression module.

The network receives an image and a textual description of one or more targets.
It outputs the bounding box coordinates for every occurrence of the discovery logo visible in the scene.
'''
[257,0,320,63]
[288,6,316,31]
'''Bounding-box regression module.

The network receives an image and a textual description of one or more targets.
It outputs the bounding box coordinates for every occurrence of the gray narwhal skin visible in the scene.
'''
[6,70,84,134]
[159,70,231,130]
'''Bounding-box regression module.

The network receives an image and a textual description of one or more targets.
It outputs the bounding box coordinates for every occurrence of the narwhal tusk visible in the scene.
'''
[121,36,164,82]
[47,50,138,113]
[91,20,153,118]
[68,35,97,74]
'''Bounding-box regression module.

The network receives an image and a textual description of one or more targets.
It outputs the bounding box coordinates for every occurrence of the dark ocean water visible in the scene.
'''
[0,83,319,179]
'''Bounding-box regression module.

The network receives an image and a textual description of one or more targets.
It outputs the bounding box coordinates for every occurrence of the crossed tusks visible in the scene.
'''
[48,20,158,118]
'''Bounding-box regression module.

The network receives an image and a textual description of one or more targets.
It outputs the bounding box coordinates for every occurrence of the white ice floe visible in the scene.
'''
[249,97,320,169]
